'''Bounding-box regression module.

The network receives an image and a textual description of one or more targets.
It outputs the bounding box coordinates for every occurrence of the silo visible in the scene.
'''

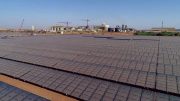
[125,25,128,30]
[122,25,125,30]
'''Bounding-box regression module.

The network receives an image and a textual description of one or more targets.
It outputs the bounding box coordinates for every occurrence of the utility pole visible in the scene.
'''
[19,19,24,31]
[58,21,71,27]
[161,20,164,32]
[82,19,90,28]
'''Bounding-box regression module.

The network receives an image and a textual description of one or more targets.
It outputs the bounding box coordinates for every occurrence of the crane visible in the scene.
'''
[82,19,90,29]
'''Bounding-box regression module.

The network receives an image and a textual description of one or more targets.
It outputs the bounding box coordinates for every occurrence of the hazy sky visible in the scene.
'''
[0,0,180,29]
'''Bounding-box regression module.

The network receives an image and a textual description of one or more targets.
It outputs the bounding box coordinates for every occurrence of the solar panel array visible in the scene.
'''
[0,35,180,100]
[0,82,49,101]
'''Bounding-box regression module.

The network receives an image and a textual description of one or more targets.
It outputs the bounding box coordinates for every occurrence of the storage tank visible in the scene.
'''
[32,26,35,31]
[108,28,115,32]
[102,23,110,31]
[115,28,121,32]
[115,26,121,32]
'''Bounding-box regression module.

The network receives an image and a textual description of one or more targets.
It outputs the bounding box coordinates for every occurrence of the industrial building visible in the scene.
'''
[49,24,135,34]
[50,26,65,33]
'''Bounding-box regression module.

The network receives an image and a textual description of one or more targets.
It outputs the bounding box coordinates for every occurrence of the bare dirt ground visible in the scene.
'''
[0,31,134,37]
[52,31,134,36]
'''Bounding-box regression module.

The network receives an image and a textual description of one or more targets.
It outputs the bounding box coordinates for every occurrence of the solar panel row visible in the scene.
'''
[0,58,180,101]
[0,82,49,101]
[0,35,180,100]
[0,51,180,94]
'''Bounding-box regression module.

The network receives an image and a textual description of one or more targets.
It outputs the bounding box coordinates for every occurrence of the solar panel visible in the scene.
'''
[0,82,49,101]
[0,35,180,100]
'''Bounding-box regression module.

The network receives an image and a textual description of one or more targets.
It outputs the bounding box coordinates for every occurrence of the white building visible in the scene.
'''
[50,26,65,33]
